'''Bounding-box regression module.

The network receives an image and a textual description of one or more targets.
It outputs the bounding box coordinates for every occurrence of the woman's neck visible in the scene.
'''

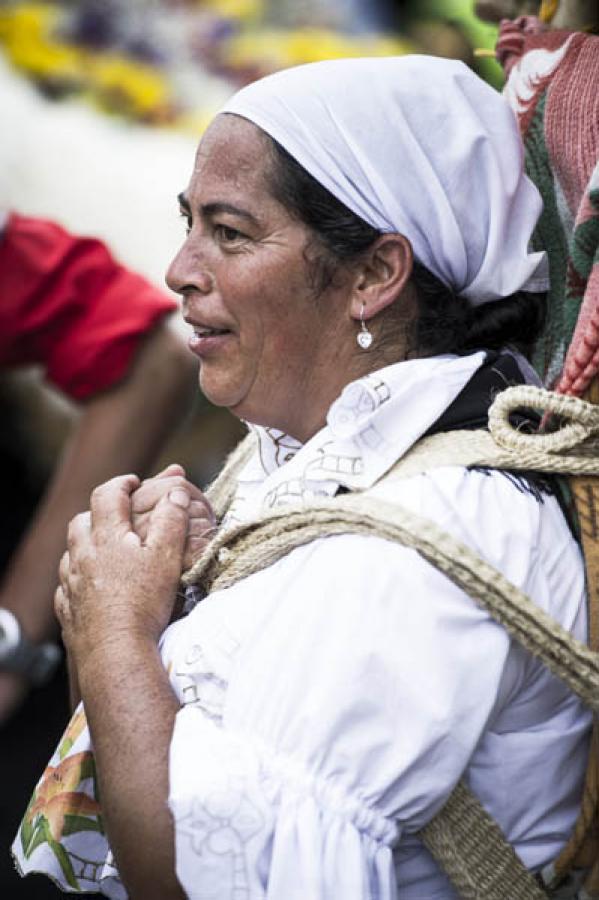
[248,349,413,444]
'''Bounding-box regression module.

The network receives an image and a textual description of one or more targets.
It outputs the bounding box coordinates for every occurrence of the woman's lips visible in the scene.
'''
[188,328,233,356]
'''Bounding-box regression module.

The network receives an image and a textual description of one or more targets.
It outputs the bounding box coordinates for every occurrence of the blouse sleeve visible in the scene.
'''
[167,520,516,900]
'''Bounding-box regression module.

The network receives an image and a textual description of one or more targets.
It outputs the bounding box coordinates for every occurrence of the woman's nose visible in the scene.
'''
[165,243,214,296]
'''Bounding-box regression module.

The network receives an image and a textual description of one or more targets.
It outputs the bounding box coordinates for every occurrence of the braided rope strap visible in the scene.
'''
[488,385,599,464]
[418,781,547,900]
[186,494,599,711]
[185,385,599,899]
[553,378,599,898]
[204,432,257,520]
[416,383,599,476]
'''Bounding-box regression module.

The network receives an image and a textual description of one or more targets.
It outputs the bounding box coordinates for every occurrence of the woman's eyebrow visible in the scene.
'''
[176,193,259,226]
[200,202,260,226]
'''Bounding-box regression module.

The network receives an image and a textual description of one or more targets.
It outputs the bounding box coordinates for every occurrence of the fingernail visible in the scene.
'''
[169,488,190,509]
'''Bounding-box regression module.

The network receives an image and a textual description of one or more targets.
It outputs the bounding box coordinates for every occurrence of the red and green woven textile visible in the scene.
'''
[499,24,599,396]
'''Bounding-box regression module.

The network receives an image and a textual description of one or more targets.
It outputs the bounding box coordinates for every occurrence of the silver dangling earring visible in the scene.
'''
[357,303,373,350]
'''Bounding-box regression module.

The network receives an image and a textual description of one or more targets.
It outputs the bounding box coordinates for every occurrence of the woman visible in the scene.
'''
[13,56,590,899]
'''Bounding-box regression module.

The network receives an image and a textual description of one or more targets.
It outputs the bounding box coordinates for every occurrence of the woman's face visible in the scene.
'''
[166,114,356,440]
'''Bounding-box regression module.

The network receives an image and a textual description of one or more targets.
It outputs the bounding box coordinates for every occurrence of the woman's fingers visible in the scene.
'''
[59,550,70,587]
[144,492,191,574]
[89,474,140,537]
[131,475,216,551]
[133,500,213,541]
[182,515,216,568]
[131,475,212,518]
[54,584,68,623]
[54,475,199,653]
[67,511,91,547]
[182,535,212,570]
[187,515,216,536]
[153,463,186,479]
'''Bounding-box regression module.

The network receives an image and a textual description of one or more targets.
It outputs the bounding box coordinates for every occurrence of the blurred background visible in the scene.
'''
[0,2,502,896]
[0,0,502,490]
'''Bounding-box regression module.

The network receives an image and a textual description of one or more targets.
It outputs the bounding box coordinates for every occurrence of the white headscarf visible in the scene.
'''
[221,55,549,305]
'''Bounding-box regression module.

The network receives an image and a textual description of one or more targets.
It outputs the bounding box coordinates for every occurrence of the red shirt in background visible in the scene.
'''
[0,213,178,400]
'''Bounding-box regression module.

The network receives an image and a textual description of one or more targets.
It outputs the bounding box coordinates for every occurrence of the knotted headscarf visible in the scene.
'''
[222,55,549,305]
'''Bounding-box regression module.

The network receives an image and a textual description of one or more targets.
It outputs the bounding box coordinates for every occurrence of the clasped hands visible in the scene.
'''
[130,464,215,570]
[55,465,215,662]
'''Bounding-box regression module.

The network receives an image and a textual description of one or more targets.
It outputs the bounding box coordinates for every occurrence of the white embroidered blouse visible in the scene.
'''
[13,353,591,900]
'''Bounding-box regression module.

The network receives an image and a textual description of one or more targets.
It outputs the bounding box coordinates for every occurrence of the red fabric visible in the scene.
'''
[0,213,177,400]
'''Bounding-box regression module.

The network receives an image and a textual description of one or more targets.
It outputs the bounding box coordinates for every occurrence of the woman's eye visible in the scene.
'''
[179,212,191,235]
[215,224,244,243]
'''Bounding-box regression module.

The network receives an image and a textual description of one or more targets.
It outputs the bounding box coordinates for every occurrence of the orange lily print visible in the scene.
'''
[26,753,101,838]
[57,705,87,760]
[20,713,104,890]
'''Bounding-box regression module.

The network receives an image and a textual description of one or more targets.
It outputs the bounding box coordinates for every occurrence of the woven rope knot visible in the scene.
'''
[488,385,599,454]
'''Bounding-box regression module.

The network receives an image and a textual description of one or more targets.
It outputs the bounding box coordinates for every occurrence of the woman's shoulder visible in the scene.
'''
[367,464,584,620]
[175,464,585,652]
[369,463,571,554]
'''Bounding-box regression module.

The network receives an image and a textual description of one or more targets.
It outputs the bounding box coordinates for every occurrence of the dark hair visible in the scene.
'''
[267,137,545,358]
[267,138,379,295]
[411,262,546,357]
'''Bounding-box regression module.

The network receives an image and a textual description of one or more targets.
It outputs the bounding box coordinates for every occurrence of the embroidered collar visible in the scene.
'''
[225,353,486,524]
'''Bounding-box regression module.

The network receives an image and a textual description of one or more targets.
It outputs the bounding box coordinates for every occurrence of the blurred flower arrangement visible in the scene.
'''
[0,3,175,122]
[0,0,415,133]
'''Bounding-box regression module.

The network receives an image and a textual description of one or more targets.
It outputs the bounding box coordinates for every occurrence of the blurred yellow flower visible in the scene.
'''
[0,2,420,131]
[0,2,173,122]
[539,0,559,23]
[223,27,414,71]
[86,53,172,119]
[177,108,218,137]
[0,3,80,82]
[201,0,265,23]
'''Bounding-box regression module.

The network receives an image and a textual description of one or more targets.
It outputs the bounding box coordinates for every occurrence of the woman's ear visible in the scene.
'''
[349,234,413,320]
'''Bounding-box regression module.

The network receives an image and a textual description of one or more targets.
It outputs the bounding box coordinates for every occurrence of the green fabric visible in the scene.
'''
[526,92,570,383]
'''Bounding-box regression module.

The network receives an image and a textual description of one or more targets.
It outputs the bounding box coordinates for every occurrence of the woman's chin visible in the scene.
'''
[198,370,287,430]
[198,369,248,413]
